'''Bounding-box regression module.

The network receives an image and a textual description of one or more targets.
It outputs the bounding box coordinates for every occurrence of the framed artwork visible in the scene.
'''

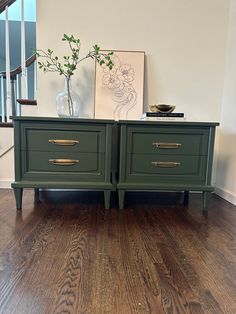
[94,50,145,120]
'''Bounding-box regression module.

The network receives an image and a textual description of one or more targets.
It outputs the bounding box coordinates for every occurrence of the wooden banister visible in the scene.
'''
[0,122,13,127]
[0,54,36,80]
[0,0,17,14]
[17,99,37,106]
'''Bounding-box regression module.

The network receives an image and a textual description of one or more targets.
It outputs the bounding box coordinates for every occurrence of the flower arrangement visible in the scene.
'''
[35,34,113,116]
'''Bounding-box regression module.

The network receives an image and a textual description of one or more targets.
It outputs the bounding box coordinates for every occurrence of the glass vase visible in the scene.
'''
[56,77,80,117]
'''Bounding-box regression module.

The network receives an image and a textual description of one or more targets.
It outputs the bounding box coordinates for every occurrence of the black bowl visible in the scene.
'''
[156,104,174,112]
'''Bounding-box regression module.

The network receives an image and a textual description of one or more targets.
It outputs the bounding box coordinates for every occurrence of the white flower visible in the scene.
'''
[103,74,120,89]
[116,64,134,82]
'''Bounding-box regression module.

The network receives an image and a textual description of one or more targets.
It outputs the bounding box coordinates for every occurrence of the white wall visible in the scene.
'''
[34,0,229,121]
[0,128,14,188]
[215,0,236,205]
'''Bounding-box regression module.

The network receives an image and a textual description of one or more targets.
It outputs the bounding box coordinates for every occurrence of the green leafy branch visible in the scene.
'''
[35,34,114,79]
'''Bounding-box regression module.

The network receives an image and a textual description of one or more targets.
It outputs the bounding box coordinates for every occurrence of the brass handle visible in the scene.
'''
[48,139,79,146]
[49,159,79,166]
[151,161,181,168]
[152,142,182,149]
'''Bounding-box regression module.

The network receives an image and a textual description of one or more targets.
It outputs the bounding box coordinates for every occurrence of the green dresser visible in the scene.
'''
[117,120,219,209]
[12,117,114,209]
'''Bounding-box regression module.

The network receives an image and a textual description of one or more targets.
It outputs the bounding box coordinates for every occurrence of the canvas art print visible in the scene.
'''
[94,50,145,120]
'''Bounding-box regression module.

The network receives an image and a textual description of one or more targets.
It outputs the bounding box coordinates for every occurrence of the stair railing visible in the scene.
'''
[0,54,37,120]
[0,0,36,124]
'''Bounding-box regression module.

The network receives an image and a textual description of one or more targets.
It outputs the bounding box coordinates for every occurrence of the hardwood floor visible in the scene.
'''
[0,189,236,314]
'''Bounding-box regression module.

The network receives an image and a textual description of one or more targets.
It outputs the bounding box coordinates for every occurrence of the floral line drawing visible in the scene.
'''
[102,54,137,120]
[94,50,145,120]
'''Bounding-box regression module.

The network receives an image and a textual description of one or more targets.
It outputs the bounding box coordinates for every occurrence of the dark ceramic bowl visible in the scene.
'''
[156,104,174,112]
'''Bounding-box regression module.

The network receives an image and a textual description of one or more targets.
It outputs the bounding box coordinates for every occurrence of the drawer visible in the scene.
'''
[128,128,209,155]
[22,129,105,153]
[126,154,207,184]
[25,151,101,173]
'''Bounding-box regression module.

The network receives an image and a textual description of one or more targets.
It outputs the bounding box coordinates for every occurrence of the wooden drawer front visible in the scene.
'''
[23,129,104,153]
[25,151,101,174]
[127,154,207,183]
[128,128,209,156]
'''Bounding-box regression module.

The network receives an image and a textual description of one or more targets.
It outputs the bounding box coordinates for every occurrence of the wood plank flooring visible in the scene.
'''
[0,189,236,314]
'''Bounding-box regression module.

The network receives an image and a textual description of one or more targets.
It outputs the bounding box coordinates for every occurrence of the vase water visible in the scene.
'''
[56,78,80,117]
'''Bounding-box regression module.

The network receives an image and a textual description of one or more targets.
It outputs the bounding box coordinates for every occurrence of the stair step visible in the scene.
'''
[0,122,13,128]
[17,99,37,106]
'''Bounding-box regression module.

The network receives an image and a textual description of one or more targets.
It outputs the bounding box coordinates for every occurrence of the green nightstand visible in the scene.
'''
[117,120,219,209]
[12,117,114,210]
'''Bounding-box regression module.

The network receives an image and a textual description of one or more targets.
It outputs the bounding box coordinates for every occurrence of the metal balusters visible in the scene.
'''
[5,5,12,121]
[21,0,27,99]
[0,76,6,122]
[16,74,21,116]
[25,67,28,100]
[34,60,37,100]
[10,77,16,116]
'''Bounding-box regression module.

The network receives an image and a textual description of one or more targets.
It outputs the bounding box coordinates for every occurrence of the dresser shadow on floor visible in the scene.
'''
[36,190,186,208]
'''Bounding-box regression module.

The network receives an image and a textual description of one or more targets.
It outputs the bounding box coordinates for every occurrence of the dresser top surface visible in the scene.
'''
[118,120,219,127]
[11,116,219,127]
[12,116,115,124]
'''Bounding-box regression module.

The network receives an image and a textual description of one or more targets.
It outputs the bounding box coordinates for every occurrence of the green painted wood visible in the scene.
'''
[128,154,207,184]
[119,124,128,184]
[118,120,219,127]
[104,190,111,209]
[12,116,114,124]
[203,191,211,210]
[129,127,209,155]
[27,151,100,173]
[116,183,214,191]
[12,117,218,210]
[12,181,113,189]
[24,129,101,152]
[117,121,218,209]
[34,188,40,203]
[183,191,189,205]
[104,124,112,183]
[12,117,114,209]
[205,126,216,185]
[14,188,23,210]
[20,122,106,153]
[118,190,125,209]
[13,120,22,181]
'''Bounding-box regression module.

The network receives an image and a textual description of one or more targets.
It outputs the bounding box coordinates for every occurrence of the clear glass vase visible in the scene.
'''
[56,77,80,117]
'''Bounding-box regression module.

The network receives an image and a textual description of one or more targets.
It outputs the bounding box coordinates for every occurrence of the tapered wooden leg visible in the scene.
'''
[14,188,23,210]
[104,190,111,209]
[34,188,40,203]
[118,190,125,209]
[203,191,211,211]
[183,191,189,205]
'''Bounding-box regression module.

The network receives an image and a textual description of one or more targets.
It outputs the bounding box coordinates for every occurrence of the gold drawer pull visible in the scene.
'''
[49,159,79,166]
[48,139,79,146]
[151,161,181,168]
[152,142,182,149]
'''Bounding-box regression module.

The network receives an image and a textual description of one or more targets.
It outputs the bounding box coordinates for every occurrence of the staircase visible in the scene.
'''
[0,0,36,188]
[0,53,37,124]
[0,0,37,125]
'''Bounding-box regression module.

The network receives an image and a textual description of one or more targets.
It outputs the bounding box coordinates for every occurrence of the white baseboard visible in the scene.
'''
[0,180,12,189]
[214,186,236,206]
